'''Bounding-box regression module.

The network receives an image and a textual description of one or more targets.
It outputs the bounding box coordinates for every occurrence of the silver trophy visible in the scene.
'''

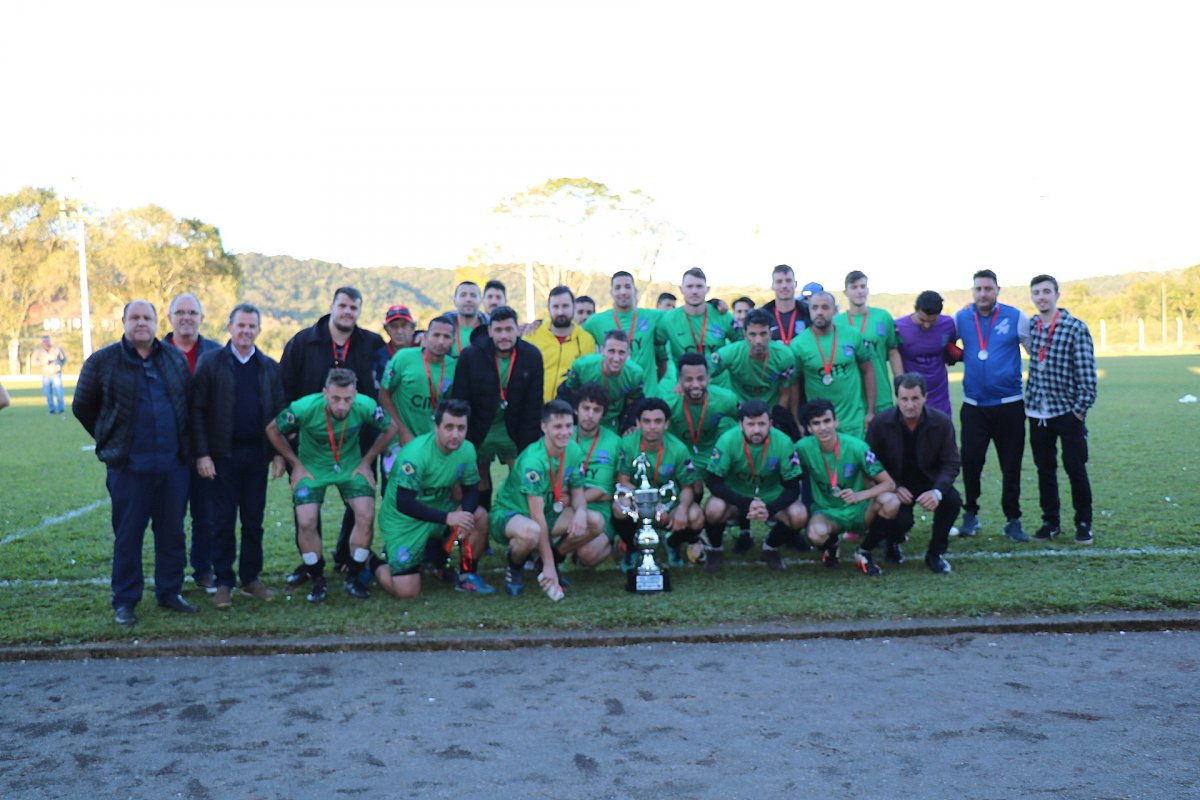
[614,452,678,593]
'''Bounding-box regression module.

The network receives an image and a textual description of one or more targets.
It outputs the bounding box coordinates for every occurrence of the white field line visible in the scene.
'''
[0,499,110,546]
[2,546,1199,589]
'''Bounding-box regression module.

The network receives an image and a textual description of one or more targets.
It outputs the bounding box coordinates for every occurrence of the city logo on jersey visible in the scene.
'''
[400,461,417,476]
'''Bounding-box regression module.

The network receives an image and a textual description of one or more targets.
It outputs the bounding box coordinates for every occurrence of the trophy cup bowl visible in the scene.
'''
[615,453,674,593]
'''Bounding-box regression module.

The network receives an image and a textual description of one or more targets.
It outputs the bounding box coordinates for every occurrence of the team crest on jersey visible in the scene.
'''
[636,317,651,332]
[842,463,858,479]
[281,410,297,427]
[296,484,310,498]
[661,464,675,477]
[706,323,724,339]
[400,461,417,476]
[684,458,695,473]
[524,469,542,484]
[794,321,808,333]
[995,318,1012,336]
[766,457,779,470]
[595,450,611,464]
[710,448,722,464]
[373,406,387,424]
[788,452,801,468]
[842,344,856,358]
[865,450,877,465]
[876,322,887,337]
[708,351,721,367]
[454,463,466,479]
[394,547,410,564]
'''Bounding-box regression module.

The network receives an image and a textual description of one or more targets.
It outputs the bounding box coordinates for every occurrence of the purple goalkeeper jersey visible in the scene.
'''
[894,314,957,416]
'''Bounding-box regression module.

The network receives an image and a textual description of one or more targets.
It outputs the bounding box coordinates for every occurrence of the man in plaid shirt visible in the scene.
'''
[1025,275,1098,544]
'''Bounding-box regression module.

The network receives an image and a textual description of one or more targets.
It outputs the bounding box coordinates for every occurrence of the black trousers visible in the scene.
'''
[1029,413,1092,527]
[960,401,1025,520]
[211,446,269,587]
[865,483,961,558]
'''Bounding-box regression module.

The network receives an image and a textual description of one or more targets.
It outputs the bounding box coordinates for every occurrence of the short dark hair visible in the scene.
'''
[333,287,362,304]
[427,315,454,332]
[1030,274,1059,292]
[732,296,755,310]
[772,264,794,278]
[542,399,576,423]
[454,280,479,295]
[602,329,629,346]
[325,367,358,388]
[657,292,676,304]
[894,372,927,396]
[576,295,595,308]
[435,398,471,424]
[484,279,507,295]
[574,382,609,412]
[972,269,998,285]
[743,308,772,331]
[677,351,708,372]
[633,396,670,421]
[737,400,771,420]
[227,302,261,325]
[914,290,944,315]
[682,267,707,283]
[802,398,836,424]
[844,270,868,287]
[611,271,635,286]
[548,285,574,303]
[488,305,519,325]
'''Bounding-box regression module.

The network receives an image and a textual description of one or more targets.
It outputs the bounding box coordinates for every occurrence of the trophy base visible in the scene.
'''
[626,566,672,593]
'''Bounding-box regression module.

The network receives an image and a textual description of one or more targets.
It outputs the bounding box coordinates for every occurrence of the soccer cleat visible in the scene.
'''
[1034,523,1061,541]
[925,553,952,574]
[957,512,980,537]
[733,529,754,553]
[762,548,785,571]
[667,544,685,568]
[884,542,905,565]
[504,564,525,596]
[704,548,724,574]
[854,548,882,577]
[114,605,138,626]
[1004,518,1031,543]
[285,564,310,587]
[306,577,328,603]
[1074,522,1094,545]
[343,578,370,600]
[456,572,496,594]
[619,552,638,573]
[822,539,840,569]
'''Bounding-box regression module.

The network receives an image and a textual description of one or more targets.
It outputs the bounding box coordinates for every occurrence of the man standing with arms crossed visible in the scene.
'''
[836,271,903,415]
[954,269,1032,542]
[190,303,287,607]
[32,334,67,416]
[1026,275,1098,544]
[74,300,197,624]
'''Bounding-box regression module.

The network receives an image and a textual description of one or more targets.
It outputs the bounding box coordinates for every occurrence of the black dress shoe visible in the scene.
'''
[114,606,138,626]
[885,542,905,565]
[924,553,952,574]
[285,564,310,586]
[733,531,754,553]
[157,594,200,613]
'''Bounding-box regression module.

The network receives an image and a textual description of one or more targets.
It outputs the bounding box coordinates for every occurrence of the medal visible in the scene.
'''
[552,501,564,513]
[325,406,348,476]
[1036,310,1060,371]
[822,374,833,386]
[978,349,989,361]
[812,328,838,389]
[546,440,567,514]
[496,350,517,410]
[973,308,998,362]
[1037,360,1047,372]
[333,463,341,474]
[500,400,508,409]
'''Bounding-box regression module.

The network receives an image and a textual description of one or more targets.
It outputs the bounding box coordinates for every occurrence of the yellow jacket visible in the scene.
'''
[525,322,598,402]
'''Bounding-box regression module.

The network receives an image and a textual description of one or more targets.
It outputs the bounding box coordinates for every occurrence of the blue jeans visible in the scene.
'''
[211,447,269,587]
[42,374,64,413]
[106,465,189,608]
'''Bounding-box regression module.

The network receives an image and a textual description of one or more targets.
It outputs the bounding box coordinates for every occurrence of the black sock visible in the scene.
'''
[706,522,725,549]
[766,525,792,548]
[306,558,326,580]
[666,530,691,549]
[863,515,890,551]
[368,553,387,573]
[479,488,493,511]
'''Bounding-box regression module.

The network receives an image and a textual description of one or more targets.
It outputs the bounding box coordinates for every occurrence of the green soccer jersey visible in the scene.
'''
[707,426,801,504]
[709,340,796,407]
[493,437,586,517]
[380,348,457,438]
[378,433,480,535]
[583,307,662,392]
[561,353,645,432]
[654,306,741,389]
[834,307,898,412]
[790,323,872,437]
[616,430,698,489]
[793,433,884,510]
[664,384,740,471]
[575,426,622,497]
[449,316,484,358]
[275,392,392,477]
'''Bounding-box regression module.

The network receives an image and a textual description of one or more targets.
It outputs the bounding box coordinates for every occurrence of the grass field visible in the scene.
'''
[0,353,1197,645]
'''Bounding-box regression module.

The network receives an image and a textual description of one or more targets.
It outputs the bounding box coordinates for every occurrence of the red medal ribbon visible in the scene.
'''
[331,337,350,366]
[742,432,771,490]
[422,352,445,411]
[613,308,637,338]
[774,306,796,345]
[545,441,566,506]
[325,406,349,471]
[812,328,838,381]
[973,307,998,352]
[820,438,842,491]
[496,350,517,405]
[1037,311,1061,363]
[687,306,709,352]
[576,431,601,475]
[643,441,666,484]
[847,311,869,334]
[682,394,708,451]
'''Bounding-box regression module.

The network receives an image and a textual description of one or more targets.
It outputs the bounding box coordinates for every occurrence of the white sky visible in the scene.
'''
[3,0,1198,294]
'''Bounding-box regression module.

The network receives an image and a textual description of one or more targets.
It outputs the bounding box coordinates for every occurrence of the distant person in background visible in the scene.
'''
[73,300,197,625]
[731,296,755,329]
[373,304,418,385]
[445,281,490,357]
[656,292,677,311]
[190,303,286,608]
[527,285,596,403]
[573,295,596,326]
[895,290,957,417]
[1026,274,1098,545]
[164,293,222,593]
[761,265,812,346]
[954,269,1032,542]
[32,334,67,415]
[483,279,508,315]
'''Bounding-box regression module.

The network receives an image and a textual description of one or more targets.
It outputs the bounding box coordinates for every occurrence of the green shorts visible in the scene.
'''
[478,424,518,466]
[810,503,868,534]
[381,519,444,575]
[293,473,375,507]
[588,501,616,543]
[488,508,561,547]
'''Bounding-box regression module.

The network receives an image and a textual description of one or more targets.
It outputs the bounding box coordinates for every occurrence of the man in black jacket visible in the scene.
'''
[862,372,963,574]
[278,287,385,585]
[73,300,198,625]
[450,305,544,509]
[191,303,287,608]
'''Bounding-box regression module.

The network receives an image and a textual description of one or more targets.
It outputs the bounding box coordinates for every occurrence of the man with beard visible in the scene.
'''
[573,296,596,326]
[895,290,958,417]
[571,383,623,565]
[558,330,643,433]
[445,281,490,357]
[483,280,508,315]
[583,271,663,395]
[703,401,807,573]
[279,287,386,588]
[374,398,493,597]
[266,368,399,602]
[709,308,799,438]
[655,268,740,390]
[790,292,876,439]
[835,271,903,414]
[489,400,606,599]
[760,265,812,346]
[527,285,597,403]
[451,306,544,512]
[864,372,962,574]
[379,316,457,446]
[372,305,419,386]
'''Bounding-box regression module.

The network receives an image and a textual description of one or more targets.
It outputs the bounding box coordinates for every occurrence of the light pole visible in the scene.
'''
[59,189,93,358]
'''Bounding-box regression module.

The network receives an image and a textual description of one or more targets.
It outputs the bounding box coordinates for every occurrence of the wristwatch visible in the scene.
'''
[932,489,943,502]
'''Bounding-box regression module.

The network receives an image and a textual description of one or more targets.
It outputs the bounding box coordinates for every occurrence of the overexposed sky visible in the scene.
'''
[3,0,1198,294]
